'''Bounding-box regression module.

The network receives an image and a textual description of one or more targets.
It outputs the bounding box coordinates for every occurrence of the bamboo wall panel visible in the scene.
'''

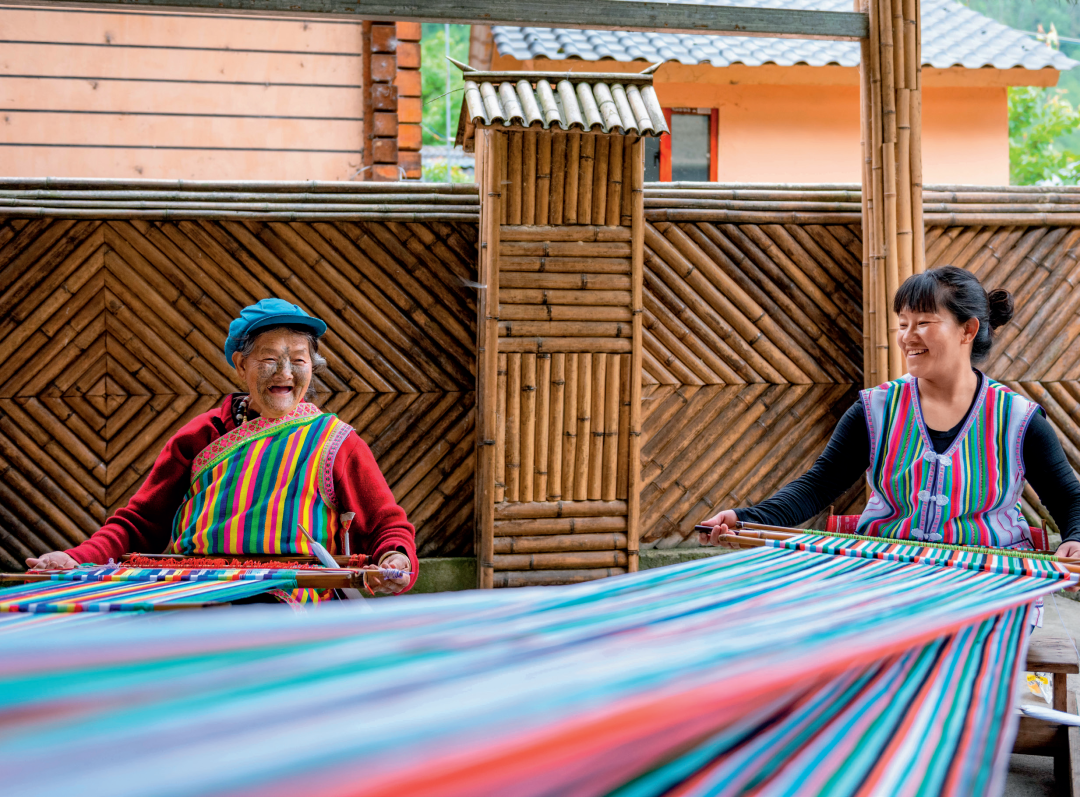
[0,214,479,569]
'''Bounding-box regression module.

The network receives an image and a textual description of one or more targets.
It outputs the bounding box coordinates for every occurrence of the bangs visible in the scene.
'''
[893,271,946,315]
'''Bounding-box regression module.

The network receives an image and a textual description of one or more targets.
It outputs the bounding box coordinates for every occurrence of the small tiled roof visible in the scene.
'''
[455,67,669,150]
[492,0,1077,72]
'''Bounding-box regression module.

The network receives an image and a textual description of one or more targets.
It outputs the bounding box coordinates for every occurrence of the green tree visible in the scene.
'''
[1009,86,1080,184]
[420,24,471,147]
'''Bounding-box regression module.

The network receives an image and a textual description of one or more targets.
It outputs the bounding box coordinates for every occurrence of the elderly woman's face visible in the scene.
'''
[231,329,313,419]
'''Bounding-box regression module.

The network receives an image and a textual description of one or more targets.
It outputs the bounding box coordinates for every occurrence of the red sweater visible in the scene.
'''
[66,395,418,591]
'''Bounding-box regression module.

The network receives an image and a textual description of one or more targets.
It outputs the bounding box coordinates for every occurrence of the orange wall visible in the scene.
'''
[658,82,1009,185]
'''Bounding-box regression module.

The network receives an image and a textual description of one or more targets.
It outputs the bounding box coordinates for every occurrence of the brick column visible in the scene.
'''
[361,21,400,181]
[396,22,423,180]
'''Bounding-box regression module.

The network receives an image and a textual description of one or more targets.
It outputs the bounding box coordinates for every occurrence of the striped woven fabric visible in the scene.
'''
[0,566,298,614]
[0,543,1065,797]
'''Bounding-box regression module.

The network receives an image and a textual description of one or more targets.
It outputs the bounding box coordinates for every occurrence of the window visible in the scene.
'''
[653,109,719,182]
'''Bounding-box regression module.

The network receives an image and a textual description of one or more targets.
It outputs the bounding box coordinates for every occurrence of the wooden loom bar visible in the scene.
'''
[5,569,373,590]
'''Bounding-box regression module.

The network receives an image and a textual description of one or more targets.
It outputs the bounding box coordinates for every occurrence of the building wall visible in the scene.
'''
[0,7,421,180]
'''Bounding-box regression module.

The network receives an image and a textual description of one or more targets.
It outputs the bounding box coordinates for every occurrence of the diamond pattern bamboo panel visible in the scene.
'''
[642,221,863,386]
[0,217,478,569]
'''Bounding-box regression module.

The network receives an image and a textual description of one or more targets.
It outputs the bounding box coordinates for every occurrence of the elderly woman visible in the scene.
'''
[27,298,417,597]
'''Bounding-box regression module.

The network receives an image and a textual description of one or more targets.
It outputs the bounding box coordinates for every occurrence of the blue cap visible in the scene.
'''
[224,298,327,362]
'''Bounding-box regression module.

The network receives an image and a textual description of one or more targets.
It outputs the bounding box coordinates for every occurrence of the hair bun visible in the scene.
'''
[987,289,1014,330]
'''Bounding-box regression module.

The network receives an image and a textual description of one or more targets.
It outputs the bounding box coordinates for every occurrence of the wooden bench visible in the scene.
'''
[1014,633,1080,791]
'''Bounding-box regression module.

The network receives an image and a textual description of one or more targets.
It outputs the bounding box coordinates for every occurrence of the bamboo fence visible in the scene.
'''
[3,181,1080,572]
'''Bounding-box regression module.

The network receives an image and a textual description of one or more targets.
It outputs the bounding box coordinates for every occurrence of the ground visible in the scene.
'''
[1007,594,1080,796]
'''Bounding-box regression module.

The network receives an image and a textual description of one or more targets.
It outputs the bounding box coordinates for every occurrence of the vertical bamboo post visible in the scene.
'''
[574,352,592,500]
[565,132,581,224]
[495,352,507,502]
[537,130,552,226]
[523,131,537,226]
[551,133,566,226]
[877,0,901,379]
[521,352,537,503]
[616,352,631,499]
[621,137,633,226]
[562,352,579,501]
[606,135,624,227]
[588,352,606,499]
[593,135,610,225]
[893,0,913,290]
[602,352,620,501]
[535,352,551,502]
[549,352,565,500]
[476,129,501,589]
[506,352,521,502]
[627,136,644,572]
[859,33,874,389]
[508,131,523,226]
[578,134,596,225]
[909,0,925,273]
[868,0,889,384]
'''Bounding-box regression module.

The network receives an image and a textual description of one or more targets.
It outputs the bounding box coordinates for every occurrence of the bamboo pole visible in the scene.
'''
[628,136,644,573]
[578,134,596,225]
[910,0,925,273]
[521,352,537,504]
[867,0,889,385]
[551,133,566,226]
[602,353,620,501]
[549,352,566,501]
[589,352,607,500]
[877,0,901,380]
[495,352,507,503]
[894,0,913,290]
[607,135,624,227]
[495,501,627,520]
[506,352,522,502]
[536,352,551,502]
[508,131,523,226]
[859,34,874,389]
[616,352,631,500]
[621,137,634,226]
[565,132,581,224]
[477,129,500,589]
[593,135,610,225]
[523,130,537,226]
[574,352,593,501]
[537,130,552,226]
[562,352,579,501]
[494,532,627,553]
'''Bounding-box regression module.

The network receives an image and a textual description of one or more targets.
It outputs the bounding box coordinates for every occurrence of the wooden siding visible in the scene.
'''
[0,6,365,180]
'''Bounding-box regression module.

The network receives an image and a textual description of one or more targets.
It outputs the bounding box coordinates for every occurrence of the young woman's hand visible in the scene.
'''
[698,510,740,548]
[1055,540,1080,592]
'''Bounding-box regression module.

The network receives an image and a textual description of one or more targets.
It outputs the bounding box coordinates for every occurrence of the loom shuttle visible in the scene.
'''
[299,525,369,606]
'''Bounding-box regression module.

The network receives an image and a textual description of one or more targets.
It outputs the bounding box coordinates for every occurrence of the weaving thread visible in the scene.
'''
[0,543,1067,797]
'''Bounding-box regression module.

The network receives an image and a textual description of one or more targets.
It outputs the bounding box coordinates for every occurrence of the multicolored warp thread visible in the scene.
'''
[0,566,299,614]
[0,538,1070,797]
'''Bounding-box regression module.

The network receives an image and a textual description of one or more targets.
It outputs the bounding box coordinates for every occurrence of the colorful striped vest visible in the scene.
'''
[171,403,354,557]
[858,373,1039,549]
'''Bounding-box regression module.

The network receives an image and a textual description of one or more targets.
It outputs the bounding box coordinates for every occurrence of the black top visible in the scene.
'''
[736,375,1080,543]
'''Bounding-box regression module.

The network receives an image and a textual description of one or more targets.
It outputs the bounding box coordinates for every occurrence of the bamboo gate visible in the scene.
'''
[2,180,1080,581]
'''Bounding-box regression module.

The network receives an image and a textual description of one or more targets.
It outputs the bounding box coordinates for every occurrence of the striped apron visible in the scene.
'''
[171,402,353,603]
[859,373,1043,623]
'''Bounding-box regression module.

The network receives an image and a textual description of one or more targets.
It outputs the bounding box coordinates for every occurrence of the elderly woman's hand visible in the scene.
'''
[363,552,412,595]
[26,552,78,571]
[698,510,741,548]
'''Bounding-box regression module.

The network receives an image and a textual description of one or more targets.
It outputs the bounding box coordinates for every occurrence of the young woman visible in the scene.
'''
[699,266,1080,560]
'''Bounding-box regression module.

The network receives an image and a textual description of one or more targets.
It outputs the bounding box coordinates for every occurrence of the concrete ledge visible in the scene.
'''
[640,547,735,569]
[412,557,477,593]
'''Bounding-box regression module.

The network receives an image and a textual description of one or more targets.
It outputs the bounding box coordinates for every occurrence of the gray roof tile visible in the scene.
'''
[492,0,1077,72]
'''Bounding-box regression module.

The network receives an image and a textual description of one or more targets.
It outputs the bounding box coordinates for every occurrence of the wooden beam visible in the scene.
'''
[7,0,869,41]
